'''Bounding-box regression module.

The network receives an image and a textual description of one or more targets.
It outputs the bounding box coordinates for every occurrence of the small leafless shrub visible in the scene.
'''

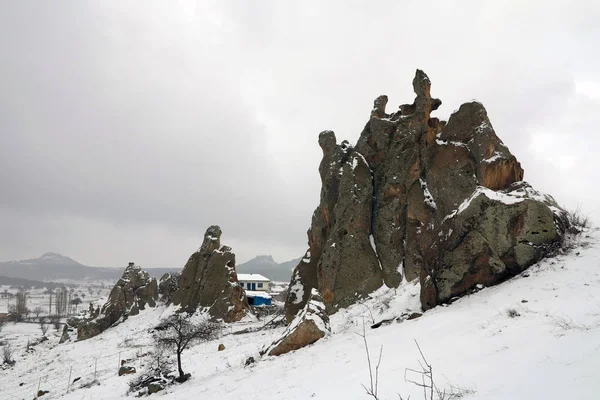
[404,340,475,400]
[359,302,376,325]
[2,344,15,365]
[128,347,174,395]
[33,306,44,319]
[506,308,520,318]
[565,208,590,233]
[358,327,476,400]
[358,322,383,399]
[547,207,593,256]
[549,315,590,332]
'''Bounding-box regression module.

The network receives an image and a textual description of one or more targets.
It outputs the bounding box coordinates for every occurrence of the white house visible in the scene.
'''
[237,273,270,292]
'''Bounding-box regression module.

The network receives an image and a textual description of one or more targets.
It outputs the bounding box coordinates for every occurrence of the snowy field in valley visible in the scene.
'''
[0,282,112,318]
[1,230,599,400]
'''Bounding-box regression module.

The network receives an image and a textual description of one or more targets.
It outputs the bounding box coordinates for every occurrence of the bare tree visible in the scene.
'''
[70,297,82,312]
[48,290,53,315]
[33,306,44,319]
[7,305,22,322]
[12,289,28,320]
[55,288,68,316]
[155,314,221,381]
[39,318,49,336]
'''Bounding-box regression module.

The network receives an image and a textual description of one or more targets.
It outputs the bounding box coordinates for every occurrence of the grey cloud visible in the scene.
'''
[1,1,599,266]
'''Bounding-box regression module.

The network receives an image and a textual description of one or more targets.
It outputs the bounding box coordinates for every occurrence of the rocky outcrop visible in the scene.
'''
[264,289,330,356]
[77,263,158,340]
[285,70,568,320]
[419,182,566,309]
[158,273,179,303]
[59,325,70,344]
[285,134,384,319]
[171,226,249,322]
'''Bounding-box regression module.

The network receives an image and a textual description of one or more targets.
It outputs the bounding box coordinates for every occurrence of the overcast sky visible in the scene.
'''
[1,1,599,268]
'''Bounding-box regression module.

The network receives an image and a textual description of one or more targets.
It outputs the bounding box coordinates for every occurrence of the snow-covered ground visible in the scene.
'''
[0,283,111,317]
[1,230,599,400]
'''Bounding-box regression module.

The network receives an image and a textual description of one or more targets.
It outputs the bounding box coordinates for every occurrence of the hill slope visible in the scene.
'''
[0,231,598,400]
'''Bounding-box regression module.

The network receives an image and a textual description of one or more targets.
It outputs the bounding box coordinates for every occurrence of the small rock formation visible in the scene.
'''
[265,289,330,356]
[218,343,225,351]
[285,70,568,320]
[77,263,158,340]
[158,272,179,303]
[171,225,249,322]
[118,365,136,376]
[59,325,70,343]
[148,382,164,395]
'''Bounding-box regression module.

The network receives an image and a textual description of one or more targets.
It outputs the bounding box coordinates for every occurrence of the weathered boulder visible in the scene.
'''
[265,289,330,356]
[118,366,136,376]
[171,226,249,322]
[420,182,566,309]
[285,69,568,319]
[148,382,164,394]
[77,263,158,340]
[218,343,225,351]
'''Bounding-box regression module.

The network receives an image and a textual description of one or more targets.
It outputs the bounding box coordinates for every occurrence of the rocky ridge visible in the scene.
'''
[76,226,248,340]
[285,69,568,321]
[77,263,158,340]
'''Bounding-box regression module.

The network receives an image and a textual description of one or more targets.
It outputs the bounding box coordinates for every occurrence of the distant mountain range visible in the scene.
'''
[0,252,299,283]
[0,253,177,282]
[236,255,299,282]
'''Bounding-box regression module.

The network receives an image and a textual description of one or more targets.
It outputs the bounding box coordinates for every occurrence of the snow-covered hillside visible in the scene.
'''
[1,231,599,400]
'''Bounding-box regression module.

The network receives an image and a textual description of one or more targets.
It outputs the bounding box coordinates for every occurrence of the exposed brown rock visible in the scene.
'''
[285,69,567,319]
[266,290,330,356]
[77,263,158,340]
[171,225,249,322]
[284,132,383,320]
[118,366,136,376]
[59,325,70,343]
[439,101,523,190]
[158,272,179,303]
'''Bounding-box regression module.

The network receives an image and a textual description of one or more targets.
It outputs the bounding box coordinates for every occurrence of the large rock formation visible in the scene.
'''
[77,263,158,340]
[285,70,567,321]
[171,225,249,322]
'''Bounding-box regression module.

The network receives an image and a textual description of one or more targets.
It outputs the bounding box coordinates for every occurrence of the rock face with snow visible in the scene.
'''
[264,289,330,356]
[77,263,158,340]
[171,225,249,322]
[158,272,179,303]
[285,69,568,320]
